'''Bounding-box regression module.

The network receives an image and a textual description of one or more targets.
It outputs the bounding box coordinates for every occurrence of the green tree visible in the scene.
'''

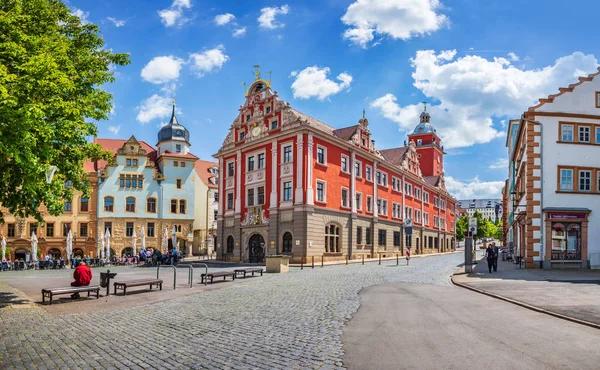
[471,211,487,243]
[456,215,468,241]
[484,221,498,239]
[0,0,129,223]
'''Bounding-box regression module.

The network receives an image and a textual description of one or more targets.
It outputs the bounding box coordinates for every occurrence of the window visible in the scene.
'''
[214,192,219,201]
[414,188,421,200]
[7,224,14,237]
[247,188,255,207]
[316,181,326,202]
[29,223,37,236]
[80,198,89,212]
[258,186,265,205]
[283,146,292,163]
[381,173,387,186]
[341,155,349,173]
[559,168,572,191]
[176,144,182,153]
[63,223,71,236]
[126,158,138,167]
[147,223,155,237]
[356,227,363,245]
[434,216,440,228]
[248,156,255,171]
[126,222,134,237]
[46,223,54,237]
[79,223,88,237]
[366,166,372,181]
[228,162,234,177]
[246,114,251,122]
[258,153,265,169]
[405,207,412,221]
[124,197,135,212]
[404,182,412,196]
[341,188,349,208]
[266,106,271,114]
[596,127,600,144]
[392,203,402,218]
[271,120,278,130]
[179,200,186,214]
[324,224,340,253]
[392,177,402,192]
[283,181,292,201]
[180,162,186,167]
[366,196,373,213]
[415,210,422,223]
[354,161,361,177]
[377,199,387,216]
[282,232,293,253]
[226,236,234,253]
[424,192,430,203]
[240,132,245,141]
[579,170,591,191]
[227,193,234,210]
[317,146,326,165]
[376,171,381,184]
[393,231,401,247]
[356,193,362,211]
[174,161,179,167]
[378,229,386,246]
[119,174,144,189]
[434,196,440,207]
[176,179,182,189]
[104,222,112,235]
[171,199,178,213]
[366,227,372,245]
[597,92,600,108]
[579,126,590,143]
[147,198,157,213]
[64,200,72,212]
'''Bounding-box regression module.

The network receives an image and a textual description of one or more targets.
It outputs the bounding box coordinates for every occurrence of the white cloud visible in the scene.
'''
[507,52,519,62]
[371,50,599,148]
[233,27,247,38]
[71,8,90,25]
[290,66,353,101]
[341,0,448,48]
[215,13,235,26]
[258,5,289,29]
[189,45,229,77]
[158,0,192,27]
[106,17,125,27]
[136,94,174,123]
[141,56,184,84]
[489,158,509,169]
[446,176,505,199]
[108,125,121,135]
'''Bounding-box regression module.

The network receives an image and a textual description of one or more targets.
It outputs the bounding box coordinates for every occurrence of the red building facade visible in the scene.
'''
[215,78,457,263]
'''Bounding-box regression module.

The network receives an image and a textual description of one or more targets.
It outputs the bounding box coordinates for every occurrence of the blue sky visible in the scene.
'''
[69,0,600,199]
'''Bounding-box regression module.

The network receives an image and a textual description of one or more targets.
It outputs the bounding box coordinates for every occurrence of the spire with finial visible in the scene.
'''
[362,108,365,118]
[169,98,178,125]
[419,101,430,123]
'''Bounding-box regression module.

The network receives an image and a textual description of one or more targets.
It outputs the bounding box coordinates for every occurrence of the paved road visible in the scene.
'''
[0,253,461,369]
[343,283,600,370]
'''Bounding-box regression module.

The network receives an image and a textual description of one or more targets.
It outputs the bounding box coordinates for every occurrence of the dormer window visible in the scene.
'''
[266,106,271,114]
[271,120,278,130]
[176,144,182,153]
[246,114,251,121]
[362,138,366,146]
[240,132,245,141]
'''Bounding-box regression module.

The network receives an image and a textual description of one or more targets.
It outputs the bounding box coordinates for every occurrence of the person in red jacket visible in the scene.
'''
[71,261,93,299]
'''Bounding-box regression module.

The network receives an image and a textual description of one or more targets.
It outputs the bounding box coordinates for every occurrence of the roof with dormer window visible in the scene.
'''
[157,101,190,144]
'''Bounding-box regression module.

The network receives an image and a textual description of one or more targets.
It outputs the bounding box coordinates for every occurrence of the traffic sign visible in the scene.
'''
[468,217,478,235]
[405,218,413,236]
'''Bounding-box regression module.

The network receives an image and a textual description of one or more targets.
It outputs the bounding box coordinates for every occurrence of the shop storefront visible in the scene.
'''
[544,209,590,269]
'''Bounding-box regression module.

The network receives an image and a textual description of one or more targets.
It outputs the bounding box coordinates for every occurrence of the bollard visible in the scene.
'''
[397,254,399,266]
[346,255,348,265]
[321,256,324,268]
[301,256,304,270]
[362,255,364,265]
[312,256,314,269]
[379,254,381,265]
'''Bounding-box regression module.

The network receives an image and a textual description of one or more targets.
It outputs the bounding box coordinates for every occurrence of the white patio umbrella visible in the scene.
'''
[140,226,146,252]
[1,236,6,261]
[105,228,111,262]
[132,231,137,257]
[66,230,73,262]
[171,226,177,252]
[100,229,105,259]
[162,228,168,253]
[31,232,38,262]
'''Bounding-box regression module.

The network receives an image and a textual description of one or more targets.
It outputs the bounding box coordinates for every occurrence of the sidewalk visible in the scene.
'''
[453,255,600,328]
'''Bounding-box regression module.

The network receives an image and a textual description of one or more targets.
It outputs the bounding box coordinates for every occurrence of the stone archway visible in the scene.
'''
[248,234,265,263]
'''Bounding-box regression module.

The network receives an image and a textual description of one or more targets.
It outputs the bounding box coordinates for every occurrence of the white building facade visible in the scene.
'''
[506,67,600,269]
[457,199,502,222]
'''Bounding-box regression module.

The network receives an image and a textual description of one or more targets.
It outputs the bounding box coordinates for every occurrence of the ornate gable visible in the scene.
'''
[400,141,423,178]
[117,136,147,156]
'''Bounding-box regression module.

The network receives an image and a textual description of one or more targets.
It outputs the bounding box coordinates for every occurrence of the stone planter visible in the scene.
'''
[265,255,290,273]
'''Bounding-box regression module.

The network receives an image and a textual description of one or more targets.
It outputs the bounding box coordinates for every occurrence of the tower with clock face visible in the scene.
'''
[157,100,191,156]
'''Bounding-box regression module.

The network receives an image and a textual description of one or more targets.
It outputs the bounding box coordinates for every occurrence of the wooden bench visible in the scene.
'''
[113,279,163,296]
[234,268,264,279]
[200,271,236,284]
[41,285,100,305]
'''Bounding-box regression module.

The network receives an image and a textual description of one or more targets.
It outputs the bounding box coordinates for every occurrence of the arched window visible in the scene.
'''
[125,197,136,212]
[282,232,293,253]
[226,236,234,253]
[147,198,157,213]
[104,196,114,212]
[324,224,340,253]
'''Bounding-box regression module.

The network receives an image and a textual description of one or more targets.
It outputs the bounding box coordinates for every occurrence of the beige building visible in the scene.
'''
[0,174,98,261]
[193,160,219,256]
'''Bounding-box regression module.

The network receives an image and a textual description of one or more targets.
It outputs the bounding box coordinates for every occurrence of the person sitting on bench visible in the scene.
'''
[71,261,93,299]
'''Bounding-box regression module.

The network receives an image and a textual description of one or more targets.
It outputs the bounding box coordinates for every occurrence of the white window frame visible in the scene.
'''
[366,195,373,213]
[247,155,255,172]
[405,182,412,196]
[561,124,573,142]
[424,213,429,226]
[365,165,373,182]
[354,160,362,178]
[226,191,234,211]
[282,143,293,164]
[414,187,421,200]
[316,145,327,165]
[415,209,422,224]
[355,192,362,211]
[579,126,591,143]
[405,206,412,220]
[282,180,293,202]
[378,199,387,216]
[226,160,235,178]
[316,179,327,203]
[341,154,350,173]
[341,187,350,208]
[423,192,429,203]
[392,202,402,219]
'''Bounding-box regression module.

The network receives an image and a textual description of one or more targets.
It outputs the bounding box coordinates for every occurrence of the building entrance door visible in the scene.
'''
[248,234,265,263]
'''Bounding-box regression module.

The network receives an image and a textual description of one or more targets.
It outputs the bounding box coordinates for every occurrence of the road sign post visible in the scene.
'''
[405,219,412,265]
[465,234,473,273]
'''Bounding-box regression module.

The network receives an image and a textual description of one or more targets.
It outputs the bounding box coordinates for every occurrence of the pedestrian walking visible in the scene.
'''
[485,244,494,274]
[492,242,499,272]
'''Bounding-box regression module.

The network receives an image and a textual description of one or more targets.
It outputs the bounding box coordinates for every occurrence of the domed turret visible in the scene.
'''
[157,100,190,144]
[412,104,436,134]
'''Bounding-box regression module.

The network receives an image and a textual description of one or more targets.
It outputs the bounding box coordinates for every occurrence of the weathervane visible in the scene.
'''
[422,101,427,112]
[362,108,365,118]
[252,64,261,80]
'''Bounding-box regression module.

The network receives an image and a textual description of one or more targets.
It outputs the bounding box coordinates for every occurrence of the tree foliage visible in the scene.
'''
[456,215,467,241]
[0,0,130,222]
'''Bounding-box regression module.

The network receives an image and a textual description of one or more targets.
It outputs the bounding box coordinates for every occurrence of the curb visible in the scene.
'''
[451,274,600,330]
